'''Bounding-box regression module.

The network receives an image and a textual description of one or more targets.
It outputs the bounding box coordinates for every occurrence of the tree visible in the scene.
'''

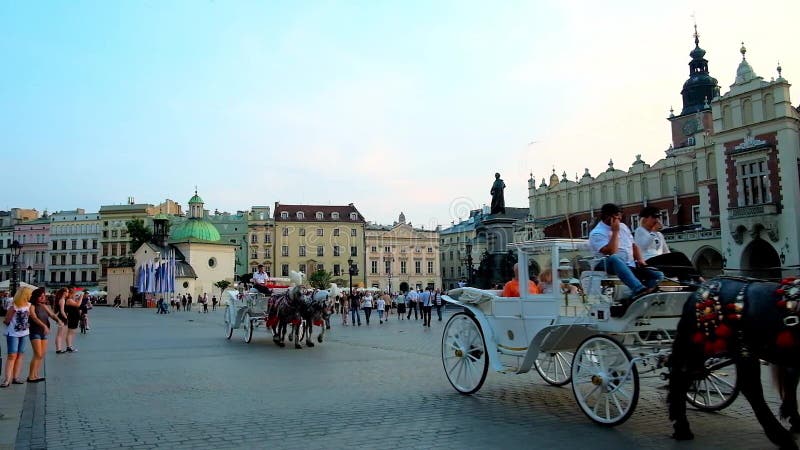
[214,280,231,296]
[308,269,332,290]
[126,219,153,253]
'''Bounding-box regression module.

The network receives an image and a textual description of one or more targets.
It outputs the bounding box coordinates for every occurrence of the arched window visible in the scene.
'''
[763,94,775,120]
[722,105,732,129]
[315,211,323,220]
[742,99,753,125]
[296,211,305,219]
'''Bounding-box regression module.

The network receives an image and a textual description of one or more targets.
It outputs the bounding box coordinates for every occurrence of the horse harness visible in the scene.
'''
[693,276,800,356]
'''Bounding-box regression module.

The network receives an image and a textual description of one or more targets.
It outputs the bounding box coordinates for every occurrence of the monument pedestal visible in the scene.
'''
[476,215,518,287]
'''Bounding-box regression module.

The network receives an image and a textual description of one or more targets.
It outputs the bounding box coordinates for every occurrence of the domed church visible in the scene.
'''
[133,191,236,299]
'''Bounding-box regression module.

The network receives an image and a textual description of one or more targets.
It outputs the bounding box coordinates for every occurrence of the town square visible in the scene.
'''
[2,1,800,449]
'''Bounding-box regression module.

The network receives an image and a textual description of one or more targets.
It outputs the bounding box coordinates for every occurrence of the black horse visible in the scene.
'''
[297,290,332,348]
[669,276,800,449]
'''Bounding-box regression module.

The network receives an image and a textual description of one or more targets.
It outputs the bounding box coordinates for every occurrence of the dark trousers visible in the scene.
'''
[363,307,372,324]
[422,306,432,326]
[435,304,442,321]
[407,302,418,319]
[253,284,272,296]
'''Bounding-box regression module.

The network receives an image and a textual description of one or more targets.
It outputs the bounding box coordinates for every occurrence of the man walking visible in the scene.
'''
[420,287,433,327]
[349,293,362,326]
[406,289,419,320]
[433,288,443,321]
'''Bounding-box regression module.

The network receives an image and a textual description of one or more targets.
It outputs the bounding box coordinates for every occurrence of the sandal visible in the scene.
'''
[12,379,25,385]
[0,382,9,388]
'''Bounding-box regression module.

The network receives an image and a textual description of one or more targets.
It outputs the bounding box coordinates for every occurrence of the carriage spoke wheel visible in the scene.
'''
[224,306,233,340]
[242,312,254,343]
[571,335,639,426]
[686,356,739,411]
[535,351,574,386]
[441,312,488,395]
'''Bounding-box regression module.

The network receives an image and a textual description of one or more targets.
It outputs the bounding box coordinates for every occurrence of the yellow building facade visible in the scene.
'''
[246,206,275,275]
[365,212,441,292]
[273,203,365,287]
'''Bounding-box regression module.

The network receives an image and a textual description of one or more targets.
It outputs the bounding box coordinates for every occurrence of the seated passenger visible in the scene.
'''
[634,206,702,283]
[539,269,580,295]
[501,263,541,297]
[589,203,663,300]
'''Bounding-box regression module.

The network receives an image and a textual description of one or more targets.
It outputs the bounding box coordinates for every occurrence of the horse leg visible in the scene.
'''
[317,318,325,343]
[739,358,797,450]
[306,318,315,347]
[668,323,702,440]
[294,322,302,349]
[777,367,800,433]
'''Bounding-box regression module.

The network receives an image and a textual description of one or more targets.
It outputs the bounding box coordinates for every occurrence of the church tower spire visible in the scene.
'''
[680,25,719,115]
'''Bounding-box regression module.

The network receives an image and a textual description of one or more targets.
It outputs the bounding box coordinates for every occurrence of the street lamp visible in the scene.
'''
[347,258,358,295]
[465,243,474,286]
[26,265,32,285]
[10,240,21,295]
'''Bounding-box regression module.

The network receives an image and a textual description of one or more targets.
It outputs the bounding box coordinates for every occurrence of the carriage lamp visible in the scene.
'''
[780,251,786,265]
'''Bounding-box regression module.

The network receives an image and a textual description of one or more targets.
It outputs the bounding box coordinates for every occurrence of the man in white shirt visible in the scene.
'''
[589,203,663,299]
[406,289,419,320]
[252,264,272,295]
[634,206,669,260]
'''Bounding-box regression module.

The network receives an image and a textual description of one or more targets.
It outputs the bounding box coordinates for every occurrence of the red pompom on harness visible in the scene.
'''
[693,281,743,356]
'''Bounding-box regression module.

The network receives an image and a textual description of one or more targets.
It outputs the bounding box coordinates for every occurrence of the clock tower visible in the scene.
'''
[668,26,719,151]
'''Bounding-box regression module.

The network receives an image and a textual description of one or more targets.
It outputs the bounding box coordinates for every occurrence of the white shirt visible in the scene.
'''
[376,298,385,311]
[407,291,419,303]
[634,227,669,260]
[362,295,373,308]
[252,271,268,285]
[589,220,636,267]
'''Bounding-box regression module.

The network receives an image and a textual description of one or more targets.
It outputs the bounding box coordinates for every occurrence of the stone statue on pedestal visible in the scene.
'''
[490,172,506,215]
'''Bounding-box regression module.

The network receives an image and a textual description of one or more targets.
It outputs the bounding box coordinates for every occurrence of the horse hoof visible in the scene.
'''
[317,336,323,343]
[672,430,694,441]
[306,342,315,348]
[295,344,302,349]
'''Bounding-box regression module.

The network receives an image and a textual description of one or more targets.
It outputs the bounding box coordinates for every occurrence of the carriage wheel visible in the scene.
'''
[224,306,233,340]
[535,351,574,386]
[686,356,739,411]
[242,313,254,343]
[441,312,488,395]
[571,335,639,426]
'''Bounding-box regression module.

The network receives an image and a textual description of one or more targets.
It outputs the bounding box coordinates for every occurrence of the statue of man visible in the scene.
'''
[490,172,506,215]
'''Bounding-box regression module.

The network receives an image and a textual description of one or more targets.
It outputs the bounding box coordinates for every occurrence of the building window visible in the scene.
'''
[299,246,306,257]
[52,241,57,251]
[350,213,357,220]
[91,271,96,282]
[51,272,56,283]
[334,246,340,257]
[81,254,87,265]
[281,246,289,257]
[659,210,670,227]
[371,246,377,252]
[265,248,271,258]
[415,261,421,274]
[332,212,339,219]
[120,243,127,255]
[333,228,340,236]
[251,250,258,259]
[385,246,391,253]
[316,211,323,220]
[427,247,433,253]
[281,212,288,219]
[61,240,67,250]
[92,254,97,264]
[297,212,305,219]
[384,259,391,274]
[92,239,97,249]
[282,227,289,237]
[333,264,341,276]
[350,246,357,257]
[316,246,324,257]
[51,255,57,265]
[263,234,270,243]
[692,205,701,224]
[316,228,323,236]
[299,228,306,236]
[251,234,257,244]
[61,255,66,265]
[427,261,434,274]
[371,261,378,274]
[737,159,771,206]
[81,271,87,282]
[351,228,357,237]
[299,264,306,274]
[401,261,407,274]
[316,264,323,272]
[281,264,289,276]
[71,239,78,249]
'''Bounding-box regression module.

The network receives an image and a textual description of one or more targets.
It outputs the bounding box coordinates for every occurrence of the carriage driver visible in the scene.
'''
[589,203,663,300]
[252,264,272,295]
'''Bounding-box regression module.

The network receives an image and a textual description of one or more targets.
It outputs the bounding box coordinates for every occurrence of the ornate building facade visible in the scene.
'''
[46,209,101,288]
[365,212,441,292]
[246,206,274,276]
[526,31,799,280]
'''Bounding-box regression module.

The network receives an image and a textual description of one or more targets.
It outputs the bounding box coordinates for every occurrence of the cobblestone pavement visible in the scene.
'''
[15,306,793,449]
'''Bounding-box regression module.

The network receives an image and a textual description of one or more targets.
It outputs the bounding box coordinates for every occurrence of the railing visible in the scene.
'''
[665,229,721,243]
[728,203,777,218]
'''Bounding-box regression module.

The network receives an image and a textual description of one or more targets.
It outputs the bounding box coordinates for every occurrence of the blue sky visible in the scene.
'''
[2,1,798,228]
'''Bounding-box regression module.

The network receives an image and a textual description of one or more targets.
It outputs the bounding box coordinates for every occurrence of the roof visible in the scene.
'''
[175,261,197,279]
[188,194,204,205]
[170,218,221,242]
[274,203,365,223]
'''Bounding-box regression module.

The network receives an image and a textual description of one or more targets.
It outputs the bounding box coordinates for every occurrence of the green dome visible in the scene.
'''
[171,218,220,242]
[153,213,170,221]
[188,194,204,204]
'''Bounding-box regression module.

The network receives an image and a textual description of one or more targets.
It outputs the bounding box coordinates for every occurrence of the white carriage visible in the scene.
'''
[223,279,291,343]
[441,239,738,426]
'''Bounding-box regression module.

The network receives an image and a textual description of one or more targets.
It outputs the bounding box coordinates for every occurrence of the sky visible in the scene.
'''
[2,0,798,229]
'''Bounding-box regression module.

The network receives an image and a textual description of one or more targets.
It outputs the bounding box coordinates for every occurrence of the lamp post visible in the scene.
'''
[465,243,474,286]
[26,265,33,285]
[347,258,355,295]
[10,240,21,296]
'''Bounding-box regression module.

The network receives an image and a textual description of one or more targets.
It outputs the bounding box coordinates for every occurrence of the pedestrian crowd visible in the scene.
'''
[154,292,216,315]
[1,286,95,387]
[333,287,445,328]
